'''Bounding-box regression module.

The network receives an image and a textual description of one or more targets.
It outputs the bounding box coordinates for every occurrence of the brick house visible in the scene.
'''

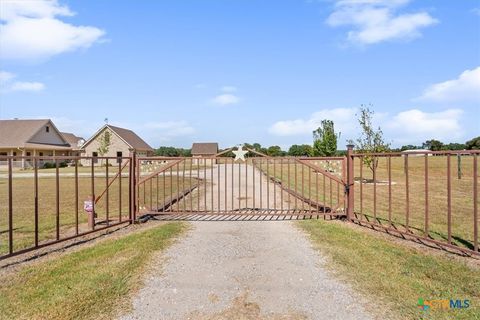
[81,124,154,166]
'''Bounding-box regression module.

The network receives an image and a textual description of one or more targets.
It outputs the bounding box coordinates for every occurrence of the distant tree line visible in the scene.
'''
[393,136,480,152]
[155,146,191,157]
[154,143,348,157]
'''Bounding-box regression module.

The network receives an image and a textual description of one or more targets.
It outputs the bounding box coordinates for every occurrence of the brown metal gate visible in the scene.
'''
[134,152,347,219]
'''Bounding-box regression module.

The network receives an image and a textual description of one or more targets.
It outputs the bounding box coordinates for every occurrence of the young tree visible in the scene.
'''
[312,119,340,156]
[350,105,390,174]
[267,145,284,157]
[96,130,111,166]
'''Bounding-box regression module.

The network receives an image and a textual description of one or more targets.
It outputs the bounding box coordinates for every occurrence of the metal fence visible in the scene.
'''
[135,156,346,218]
[1,149,478,260]
[346,148,479,256]
[0,155,133,260]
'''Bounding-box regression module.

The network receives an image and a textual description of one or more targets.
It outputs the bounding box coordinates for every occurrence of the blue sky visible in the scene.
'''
[0,0,479,149]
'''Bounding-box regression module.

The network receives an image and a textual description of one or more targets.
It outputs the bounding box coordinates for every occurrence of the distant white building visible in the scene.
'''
[401,149,432,157]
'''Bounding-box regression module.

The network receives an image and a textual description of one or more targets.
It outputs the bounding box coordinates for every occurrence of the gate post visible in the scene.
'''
[346,144,355,220]
[130,152,137,223]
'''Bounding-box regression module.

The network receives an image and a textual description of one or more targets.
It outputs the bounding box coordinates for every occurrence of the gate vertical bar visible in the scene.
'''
[360,157,363,219]
[447,154,452,244]
[253,159,256,211]
[56,159,60,240]
[424,154,429,236]
[75,159,79,234]
[131,153,137,223]
[346,145,354,220]
[474,153,478,252]
[34,157,39,246]
[405,155,409,229]
[119,160,123,222]
[388,156,392,225]
[106,159,109,226]
[8,158,13,254]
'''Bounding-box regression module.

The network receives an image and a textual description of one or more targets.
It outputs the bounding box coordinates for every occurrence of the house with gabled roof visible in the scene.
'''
[0,119,74,168]
[191,142,218,164]
[80,124,154,166]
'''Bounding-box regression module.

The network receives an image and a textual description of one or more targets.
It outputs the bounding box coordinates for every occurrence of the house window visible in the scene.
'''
[26,152,31,156]
[116,151,123,163]
[46,126,50,133]
[92,152,98,164]
[12,152,16,156]
[0,152,7,156]
[39,152,43,156]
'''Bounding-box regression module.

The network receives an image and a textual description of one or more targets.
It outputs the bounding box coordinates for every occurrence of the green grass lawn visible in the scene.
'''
[298,219,480,320]
[0,222,186,320]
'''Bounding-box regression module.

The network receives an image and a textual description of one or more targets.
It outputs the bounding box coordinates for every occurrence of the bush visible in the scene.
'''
[42,162,55,169]
[42,161,68,169]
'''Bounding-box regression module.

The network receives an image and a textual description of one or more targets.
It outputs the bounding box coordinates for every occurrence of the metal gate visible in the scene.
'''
[135,148,347,219]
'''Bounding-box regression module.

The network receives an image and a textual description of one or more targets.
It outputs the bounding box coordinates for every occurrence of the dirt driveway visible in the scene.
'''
[121,163,373,319]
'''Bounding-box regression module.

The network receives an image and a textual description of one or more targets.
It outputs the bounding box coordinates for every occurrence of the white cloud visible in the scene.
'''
[221,86,237,92]
[9,81,45,92]
[326,0,438,45]
[144,121,195,137]
[0,0,105,62]
[416,67,480,103]
[211,93,240,106]
[0,71,15,83]
[0,70,45,93]
[269,107,465,145]
[269,108,357,136]
[387,109,464,142]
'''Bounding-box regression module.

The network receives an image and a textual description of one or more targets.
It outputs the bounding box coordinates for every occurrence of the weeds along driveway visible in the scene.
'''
[120,220,374,320]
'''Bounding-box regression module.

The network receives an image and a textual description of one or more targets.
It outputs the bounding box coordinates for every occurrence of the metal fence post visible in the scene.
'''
[130,152,137,223]
[346,144,355,220]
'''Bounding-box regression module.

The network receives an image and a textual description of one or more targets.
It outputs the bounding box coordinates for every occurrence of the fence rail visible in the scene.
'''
[1,149,478,261]
[135,156,346,217]
[0,155,133,260]
[347,148,479,256]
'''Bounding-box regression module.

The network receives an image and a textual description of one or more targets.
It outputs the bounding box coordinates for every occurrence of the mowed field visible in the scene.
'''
[0,164,192,256]
[262,154,479,252]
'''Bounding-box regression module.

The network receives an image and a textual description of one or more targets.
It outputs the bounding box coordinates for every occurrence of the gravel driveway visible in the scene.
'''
[121,163,373,319]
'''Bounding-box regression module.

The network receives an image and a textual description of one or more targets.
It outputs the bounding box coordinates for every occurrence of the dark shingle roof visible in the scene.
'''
[61,132,84,149]
[191,142,218,155]
[107,125,153,151]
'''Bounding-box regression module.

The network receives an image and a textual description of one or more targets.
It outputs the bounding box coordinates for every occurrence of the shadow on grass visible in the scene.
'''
[354,212,478,258]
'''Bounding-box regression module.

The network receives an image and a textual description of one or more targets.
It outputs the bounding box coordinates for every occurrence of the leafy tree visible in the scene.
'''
[444,143,466,151]
[155,147,191,157]
[400,145,420,151]
[466,136,480,150]
[288,144,312,157]
[267,145,285,157]
[312,119,340,156]
[422,139,444,151]
[349,105,390,173]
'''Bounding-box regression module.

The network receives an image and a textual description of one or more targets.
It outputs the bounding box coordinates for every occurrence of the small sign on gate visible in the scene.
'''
[83,200,93,213]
